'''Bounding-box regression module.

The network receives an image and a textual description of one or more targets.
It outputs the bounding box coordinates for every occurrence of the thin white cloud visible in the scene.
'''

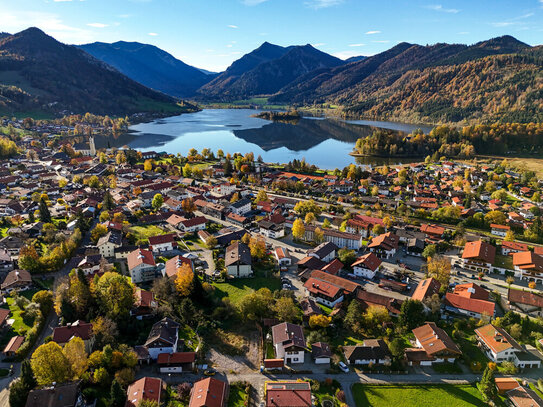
[305,0,344,9]
[349,43,365,47]
[148,32,158,36]
[365,30,381,35]
[425,4,460,13]
[242,0,268,5]
[490,22,514,27]
[228,25,238,29]
[0,11,94,43]
[332,50,364,59]
[86,22,108,28]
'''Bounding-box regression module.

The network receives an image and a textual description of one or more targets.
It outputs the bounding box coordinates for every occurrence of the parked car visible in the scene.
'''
[338,362,349,373]
[203,368,216,376]
[282,284,292,290]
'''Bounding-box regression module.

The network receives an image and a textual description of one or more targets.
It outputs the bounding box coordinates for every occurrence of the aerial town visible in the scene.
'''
[0,115,541,407]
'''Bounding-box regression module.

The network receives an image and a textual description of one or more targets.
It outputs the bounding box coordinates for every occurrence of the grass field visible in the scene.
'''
[352,384,488,407]
[130,225,169,243]
[227,383,249,407]
[2,296,33,335]
[211,276,281,305]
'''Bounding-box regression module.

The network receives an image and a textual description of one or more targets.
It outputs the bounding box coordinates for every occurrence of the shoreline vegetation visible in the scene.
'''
[352,123,543,160]
[251,110,301,122]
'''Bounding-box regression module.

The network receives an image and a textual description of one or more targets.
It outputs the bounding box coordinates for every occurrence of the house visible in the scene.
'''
[25,382,83,407]
[343,339,391,366]
[405,322,461,366]
[131,289,158,320]
[490,223,511,237]
[1,269,32,293]
[164,255,194,278]
[304,226,363,250]
[406,238,426,257]
[352,252,382,279]
[507,289,543,317]
[76,254,103,276]
[411,278,441,302]
[368,232,399,259]
[0,308,9,330]
[272,322,306,364]
[3,335,24,357]
[229,198,252,215]
[125,377,164,407]
[309,270,361,297]
[512,251,543,283]
[265,381,311,407]
[495,378,521,395]
[144,317,180,360]
[420,224,445,240]
[307,242,338,262]
[157,352,196,373]
[506,386,543,407]
[179,216,208,233]
[462,240,496,273]
[303,277,344,307]
[97,231,122,258]
[127,248,158,284]
[297,256,326,272]
[321,259,344,275]
[444,283,495,318]
[148,233,177,254]
[52,320,94,352]
[274,247,291,268]
[311,342,332,364]
[258,220,284,239]
[0,248,13,272]
[189,377,229,407]
[501,241,529,256]
[475,324,541,368]
[356,290,403,317]
[225,241,252,278]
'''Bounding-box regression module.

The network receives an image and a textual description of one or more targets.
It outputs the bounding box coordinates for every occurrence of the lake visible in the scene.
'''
[97,109,433,169]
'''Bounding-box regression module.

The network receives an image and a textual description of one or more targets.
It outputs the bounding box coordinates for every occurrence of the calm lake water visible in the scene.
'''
[97,109,433,169]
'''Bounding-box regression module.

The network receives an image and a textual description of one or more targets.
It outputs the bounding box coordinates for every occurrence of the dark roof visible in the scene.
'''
[311,342,332,359]
[308,242,338,259]
[356,290,403,315]
[508,288,543,308]
[272,322,306,350]
[225,241,252,267]
[52,321,93,343]
[344,339,390,362]
[25,382,80,407]
[144,317,180,347]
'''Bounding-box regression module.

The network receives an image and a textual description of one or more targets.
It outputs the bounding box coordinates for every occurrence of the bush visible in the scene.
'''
[500,361,518,375]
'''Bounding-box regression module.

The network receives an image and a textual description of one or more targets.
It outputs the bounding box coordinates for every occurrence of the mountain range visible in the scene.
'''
[78,41,215,98]
[0,27,540,123]
[0,28,187,117]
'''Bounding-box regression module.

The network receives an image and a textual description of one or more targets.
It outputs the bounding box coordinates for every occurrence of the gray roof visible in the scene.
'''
[225,241,252,267]
[308,241,338,259]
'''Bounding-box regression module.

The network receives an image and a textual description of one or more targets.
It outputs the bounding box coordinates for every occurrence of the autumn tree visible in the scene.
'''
[95,272,135,321]
[255,190,269,202]
[426,255,451,286]
[151,193,164,212]
[63,337,88,379]
[116,152,126,165]
[31,342,72,386]
[309,314,331,329]
[304,212,316,225]
[273,297,300,323]
[249,237,266,260]
[182,198,196,214]
[182,163,192,177]
[504,230,516,242]
[18,245,40,273]
[91,224,108,244]
[238,288,274,321]
[484,210,506,225]
[175,263,195,297]
[292,218,305,241]
[314,227,324,244]
[143,159,153,171]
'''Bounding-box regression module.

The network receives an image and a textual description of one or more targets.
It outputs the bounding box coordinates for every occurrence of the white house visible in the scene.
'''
[148,234,177,254]
[229,198,252,216]
[307,242,338,263]
[127,248,158,284]
[343,340,391,366]
[272,322,306,364]
[258,220,284,239]
[490,224,510,238]
[97,231,122,258]
[352,252,382,279]
[274,247,291,268]
[157,352,196,373]
[311,342,332,365]
[225,241,252,278]
[144,318,180,360]
[475,324,541,369]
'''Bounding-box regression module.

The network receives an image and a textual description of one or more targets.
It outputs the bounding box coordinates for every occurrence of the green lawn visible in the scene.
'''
[432,361,463,374]
[130,225,169,243]
[227,383,249,407]
[2,296,33,335]
[178,325,200,351]
[211,276,281,305]
[352,384,489,407]
[494,254,513,270]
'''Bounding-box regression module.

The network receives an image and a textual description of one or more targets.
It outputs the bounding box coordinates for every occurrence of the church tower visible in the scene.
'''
[89,136,96,156]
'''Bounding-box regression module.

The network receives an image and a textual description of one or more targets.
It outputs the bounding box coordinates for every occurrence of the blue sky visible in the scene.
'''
[1,0,542,71]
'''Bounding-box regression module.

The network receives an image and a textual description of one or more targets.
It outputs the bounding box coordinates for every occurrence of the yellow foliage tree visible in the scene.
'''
[63,336,88,379]
[309,314,332,329]
[175,263,194,297]
[292,218,305,241]
[426,256,451,286]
